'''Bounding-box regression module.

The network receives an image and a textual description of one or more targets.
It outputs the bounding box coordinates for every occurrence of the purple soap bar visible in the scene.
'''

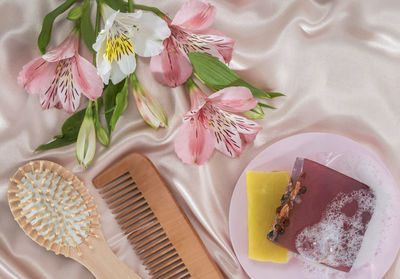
[268,158,375,272]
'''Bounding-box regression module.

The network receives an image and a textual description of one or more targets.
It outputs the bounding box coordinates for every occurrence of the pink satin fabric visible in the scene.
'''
[1,0,400,278]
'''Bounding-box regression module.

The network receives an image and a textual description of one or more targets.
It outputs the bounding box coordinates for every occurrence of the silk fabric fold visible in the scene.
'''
[0,0,399,278]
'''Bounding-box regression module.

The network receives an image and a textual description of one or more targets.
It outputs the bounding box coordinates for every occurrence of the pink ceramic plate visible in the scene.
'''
[229,132,400,279]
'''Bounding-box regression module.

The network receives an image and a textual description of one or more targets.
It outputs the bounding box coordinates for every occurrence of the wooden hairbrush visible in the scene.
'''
[92,152,224,279]
[8,160,141,279]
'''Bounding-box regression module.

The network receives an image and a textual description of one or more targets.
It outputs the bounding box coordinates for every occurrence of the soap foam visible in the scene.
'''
[325,153,393,269]
[296,253,347,279]
[293,152,399,277]
[295,189,376,268]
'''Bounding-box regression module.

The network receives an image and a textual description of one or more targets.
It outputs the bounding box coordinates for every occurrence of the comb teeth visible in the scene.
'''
[93,153,224,279]
[96,172,191,278]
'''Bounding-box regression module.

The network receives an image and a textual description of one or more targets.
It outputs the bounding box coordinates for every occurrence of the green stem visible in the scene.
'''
[184,77,197,91]
[127,1,135,96]
[128,0,133,12]
[94,99,100,121]
[131,72,138,83]
[93,0,103,110]
[73,20,81,31]
[93,0,102,65]
[132,4,168,19]
[86,100,94,118]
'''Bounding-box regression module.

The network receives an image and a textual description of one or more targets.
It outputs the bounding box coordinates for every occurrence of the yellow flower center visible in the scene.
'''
[105,34,135,63]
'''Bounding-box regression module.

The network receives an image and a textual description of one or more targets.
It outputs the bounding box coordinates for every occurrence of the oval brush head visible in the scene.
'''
[8,160,141,279]
[8,160,100,257]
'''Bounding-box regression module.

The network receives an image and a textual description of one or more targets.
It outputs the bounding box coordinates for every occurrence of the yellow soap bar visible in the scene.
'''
[247,170,290,263]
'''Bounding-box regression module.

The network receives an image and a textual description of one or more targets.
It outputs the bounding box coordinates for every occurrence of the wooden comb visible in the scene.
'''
[92,152,224,279]
[8,161,141,279]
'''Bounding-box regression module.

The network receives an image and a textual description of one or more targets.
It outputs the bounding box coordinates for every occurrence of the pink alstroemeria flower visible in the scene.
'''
[150,0,234,88]
[175,83,261,165]
[18,32,103,113]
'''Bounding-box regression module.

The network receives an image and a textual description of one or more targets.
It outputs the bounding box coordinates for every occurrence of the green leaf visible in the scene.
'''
[102,0,128,12]
[61,108,86,137]
[188,52,285,99]
[243,104,265,119]
[262,92,285,98]
[38,0,77,54]
[104,80,125,133]
[80,0,96,52]
[35,137,77,151]
[110,79,129,131]
[259,102,276,109]
[36,108,86,152]
[67,5,83,20]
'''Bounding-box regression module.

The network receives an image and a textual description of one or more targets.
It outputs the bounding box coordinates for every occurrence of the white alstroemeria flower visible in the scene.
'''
[93,5,171,85]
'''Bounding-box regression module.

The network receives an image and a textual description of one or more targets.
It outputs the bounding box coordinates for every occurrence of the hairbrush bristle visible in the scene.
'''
[8,161,100,257]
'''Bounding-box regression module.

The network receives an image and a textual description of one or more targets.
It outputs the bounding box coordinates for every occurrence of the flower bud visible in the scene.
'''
[132,75,168,129]
[76,105,96,168]
[67,6,83,21]
[95,121,110,147]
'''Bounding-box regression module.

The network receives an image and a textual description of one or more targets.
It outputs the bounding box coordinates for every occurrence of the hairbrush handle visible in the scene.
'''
[73,236,142,279]
[8,160,142,279]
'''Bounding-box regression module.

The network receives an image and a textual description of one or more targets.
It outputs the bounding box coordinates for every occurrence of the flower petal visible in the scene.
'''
[72,54,104,101]
[56,59,82,113]
[189,86,207,110]
[93,29,107,52]
[18,57,56,95]
[242,132,257,145]
[150,39,193,88]
[199,28,235,63]
[110,61,126,85]
[117,52,137,76]
[39,80,61,110]
[101,5,119,33]
[42,34,77,62]
[58,84,81,113]
[194,29,235,63]
[172,28,234,63]
[207,87,257,112]
[98,57,112,85]
[224,112,262,136]
[120,10,170,57]
[174,115,215,165]
[172,0,216,31]
[209,106,260,156]
[213,124,242,157]
[204,105,243,157]
[96,39,112,84]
